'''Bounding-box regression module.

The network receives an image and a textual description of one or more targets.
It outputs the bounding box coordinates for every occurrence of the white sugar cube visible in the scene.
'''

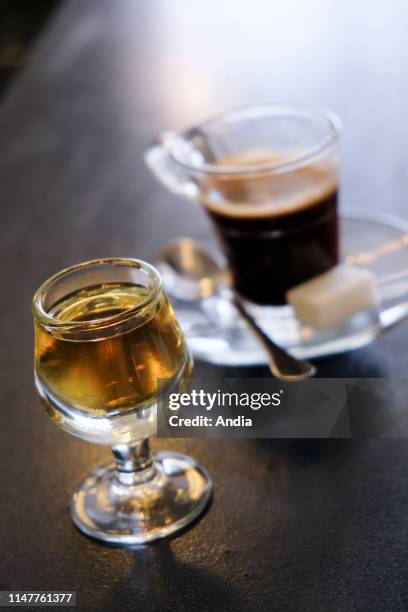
[286,265,377,329]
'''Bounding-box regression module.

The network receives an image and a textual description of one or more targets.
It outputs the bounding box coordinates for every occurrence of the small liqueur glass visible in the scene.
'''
[33,257,212,545]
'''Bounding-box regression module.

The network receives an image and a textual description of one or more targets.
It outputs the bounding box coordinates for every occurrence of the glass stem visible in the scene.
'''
[112,439,156,486]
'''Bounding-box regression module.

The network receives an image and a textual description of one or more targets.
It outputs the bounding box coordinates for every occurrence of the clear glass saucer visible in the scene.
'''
[163,209,408,366]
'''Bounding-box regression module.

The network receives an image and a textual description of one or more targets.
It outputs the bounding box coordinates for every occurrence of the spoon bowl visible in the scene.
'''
[156,238,316,380]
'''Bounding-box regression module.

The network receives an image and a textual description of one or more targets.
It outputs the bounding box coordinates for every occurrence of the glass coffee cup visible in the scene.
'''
[145,105,341,306]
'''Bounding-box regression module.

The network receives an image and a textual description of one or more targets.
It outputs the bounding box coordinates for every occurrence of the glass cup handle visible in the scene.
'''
[144,131,199,199]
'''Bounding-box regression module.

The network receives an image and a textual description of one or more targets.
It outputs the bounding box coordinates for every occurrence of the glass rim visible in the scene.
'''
[32,257,162,331]
[169,103,341,176]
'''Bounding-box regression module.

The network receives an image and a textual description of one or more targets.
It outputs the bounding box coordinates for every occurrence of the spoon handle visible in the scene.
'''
[232,296,316,381]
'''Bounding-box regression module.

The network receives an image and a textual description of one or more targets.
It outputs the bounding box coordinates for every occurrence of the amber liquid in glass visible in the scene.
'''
[35,283,188,416]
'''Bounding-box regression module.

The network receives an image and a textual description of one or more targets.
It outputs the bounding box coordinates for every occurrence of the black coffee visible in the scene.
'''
[202,154,338,305]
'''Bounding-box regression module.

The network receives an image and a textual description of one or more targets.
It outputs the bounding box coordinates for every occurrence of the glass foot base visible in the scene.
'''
[71,451,212,545]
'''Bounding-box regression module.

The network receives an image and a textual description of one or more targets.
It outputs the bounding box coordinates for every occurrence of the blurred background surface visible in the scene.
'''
[0,0,62,92]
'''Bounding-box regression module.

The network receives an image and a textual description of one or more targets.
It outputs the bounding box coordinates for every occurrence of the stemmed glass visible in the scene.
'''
[32,257,212,545]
